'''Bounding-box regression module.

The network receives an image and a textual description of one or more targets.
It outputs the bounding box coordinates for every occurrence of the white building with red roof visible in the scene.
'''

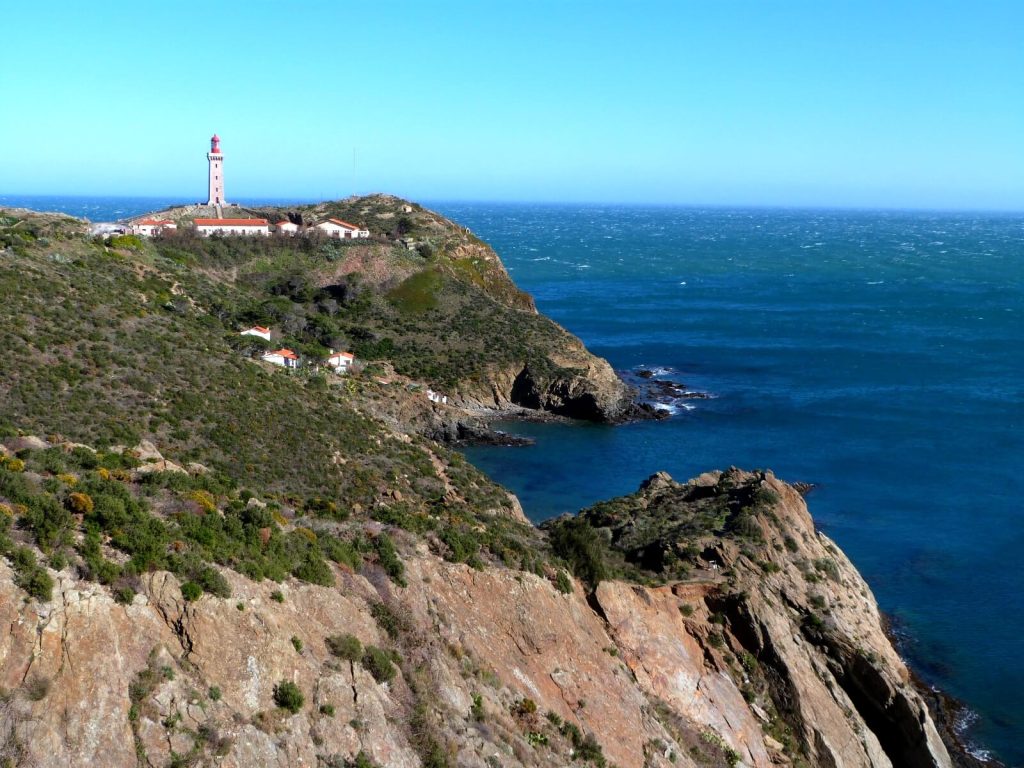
[240,326,272,341]
[194,218,270,237]
[262,348,300,369]
[132,219,177,237]
[326,350,355,374]
[275,220,299,235]
[315,218,369,239]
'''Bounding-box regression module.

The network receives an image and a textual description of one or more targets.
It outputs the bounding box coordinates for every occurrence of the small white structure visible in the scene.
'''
[427,389,448,404]
[326,350,355,374]
[89,223,126,236]
[240,326,271,341]
[315,218,369,239]
[132,219,177,237]
[194,218,270,237]
[275,220,299,235]
[262,348,299,369]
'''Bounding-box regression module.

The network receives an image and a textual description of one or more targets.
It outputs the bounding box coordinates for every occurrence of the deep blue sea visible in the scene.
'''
[5,195,1023,764]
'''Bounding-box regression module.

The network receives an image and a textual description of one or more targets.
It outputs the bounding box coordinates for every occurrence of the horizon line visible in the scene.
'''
[1,191,1022,217]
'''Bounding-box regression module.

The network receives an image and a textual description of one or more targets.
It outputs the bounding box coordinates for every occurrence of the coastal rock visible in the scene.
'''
[0,471,958,768]
[3,435,49,453]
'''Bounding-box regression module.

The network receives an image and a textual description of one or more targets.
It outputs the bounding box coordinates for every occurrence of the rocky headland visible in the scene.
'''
[0,201,985,767]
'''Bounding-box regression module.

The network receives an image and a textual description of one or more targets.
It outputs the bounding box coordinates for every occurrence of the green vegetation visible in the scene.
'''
[362,646,398,684]
[544,469,788,586]
[0,206,557,601]
[272,680,304,713]
[326,633,362,662]
[470,692,485,722]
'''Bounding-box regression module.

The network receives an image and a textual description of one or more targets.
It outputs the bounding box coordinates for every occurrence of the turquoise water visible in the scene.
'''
[433,203,1024,765]
[6,195,1023,763]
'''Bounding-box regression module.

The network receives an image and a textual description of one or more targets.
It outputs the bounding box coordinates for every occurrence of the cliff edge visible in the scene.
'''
[0,444,956,768]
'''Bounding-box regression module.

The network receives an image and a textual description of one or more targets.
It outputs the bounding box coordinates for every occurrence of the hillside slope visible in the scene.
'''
[0,447,959,768]
[0,203,969,768]
[128,195,639,420]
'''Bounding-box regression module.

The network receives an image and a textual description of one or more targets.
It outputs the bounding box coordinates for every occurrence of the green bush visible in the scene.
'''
[362,646,397,684]
[439,526,480,564]
[180,581,203,601]
[554,570,573,594]
[108,234,144,251]
[273,680,304,713]
[369,601,408,640]
[373,533,405,586]
[326,633,362,662]
[547,517,607,588]
[11,547,53,602]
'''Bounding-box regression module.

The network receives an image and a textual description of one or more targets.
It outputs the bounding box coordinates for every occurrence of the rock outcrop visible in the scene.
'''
[0,469,958,768]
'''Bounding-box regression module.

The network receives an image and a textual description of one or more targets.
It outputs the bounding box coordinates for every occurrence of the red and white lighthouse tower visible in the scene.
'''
[206,134,226,206]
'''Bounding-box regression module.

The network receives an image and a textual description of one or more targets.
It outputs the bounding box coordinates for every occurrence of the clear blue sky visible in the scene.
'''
[1,0,1021,209]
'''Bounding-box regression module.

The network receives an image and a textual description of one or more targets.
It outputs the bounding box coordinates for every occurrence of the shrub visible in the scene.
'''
[470,692,485,722]
[344,752,377,768]
[11,547,53,601]
[291,635,303,653]
[3,458,25,473]
[373,533,405,586]
[326,633,362,662]
[66,492,94,515]
[369,600,408,640]
[547,517,607,588]
[362,646,397,684]
[208,685,222,701]
[180,581,203,601]
[270,589,284,603]
[188,490,217,514]
[24,674,50,701]
[319,703,335,716]
[108,234,144,251]
[273,680,304,713]
[814,557,841,581]
[512,697,537,717]
[439,526,479,564]
[554,570,573,594]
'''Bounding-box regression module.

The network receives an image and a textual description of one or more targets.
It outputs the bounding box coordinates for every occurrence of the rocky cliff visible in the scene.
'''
[0,204,969,767]
[0,447,956,768]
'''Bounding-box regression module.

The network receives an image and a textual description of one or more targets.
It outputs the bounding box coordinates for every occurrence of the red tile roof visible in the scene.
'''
[138,218,175,225]
[266,348,299,360]
[244,326,271,334]
[328,351,354,360]
[322,218,360,229]
[275,220,294,226]
[194,218,269,226]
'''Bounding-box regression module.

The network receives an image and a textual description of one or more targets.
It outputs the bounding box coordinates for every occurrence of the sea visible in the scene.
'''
[4,194,1023,765]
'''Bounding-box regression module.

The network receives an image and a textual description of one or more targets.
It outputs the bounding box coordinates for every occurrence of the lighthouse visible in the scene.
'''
[206,133,226,206]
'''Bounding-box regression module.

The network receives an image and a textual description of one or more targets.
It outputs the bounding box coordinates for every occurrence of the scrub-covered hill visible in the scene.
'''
[127,194,640,420]
[0,202,969,768]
